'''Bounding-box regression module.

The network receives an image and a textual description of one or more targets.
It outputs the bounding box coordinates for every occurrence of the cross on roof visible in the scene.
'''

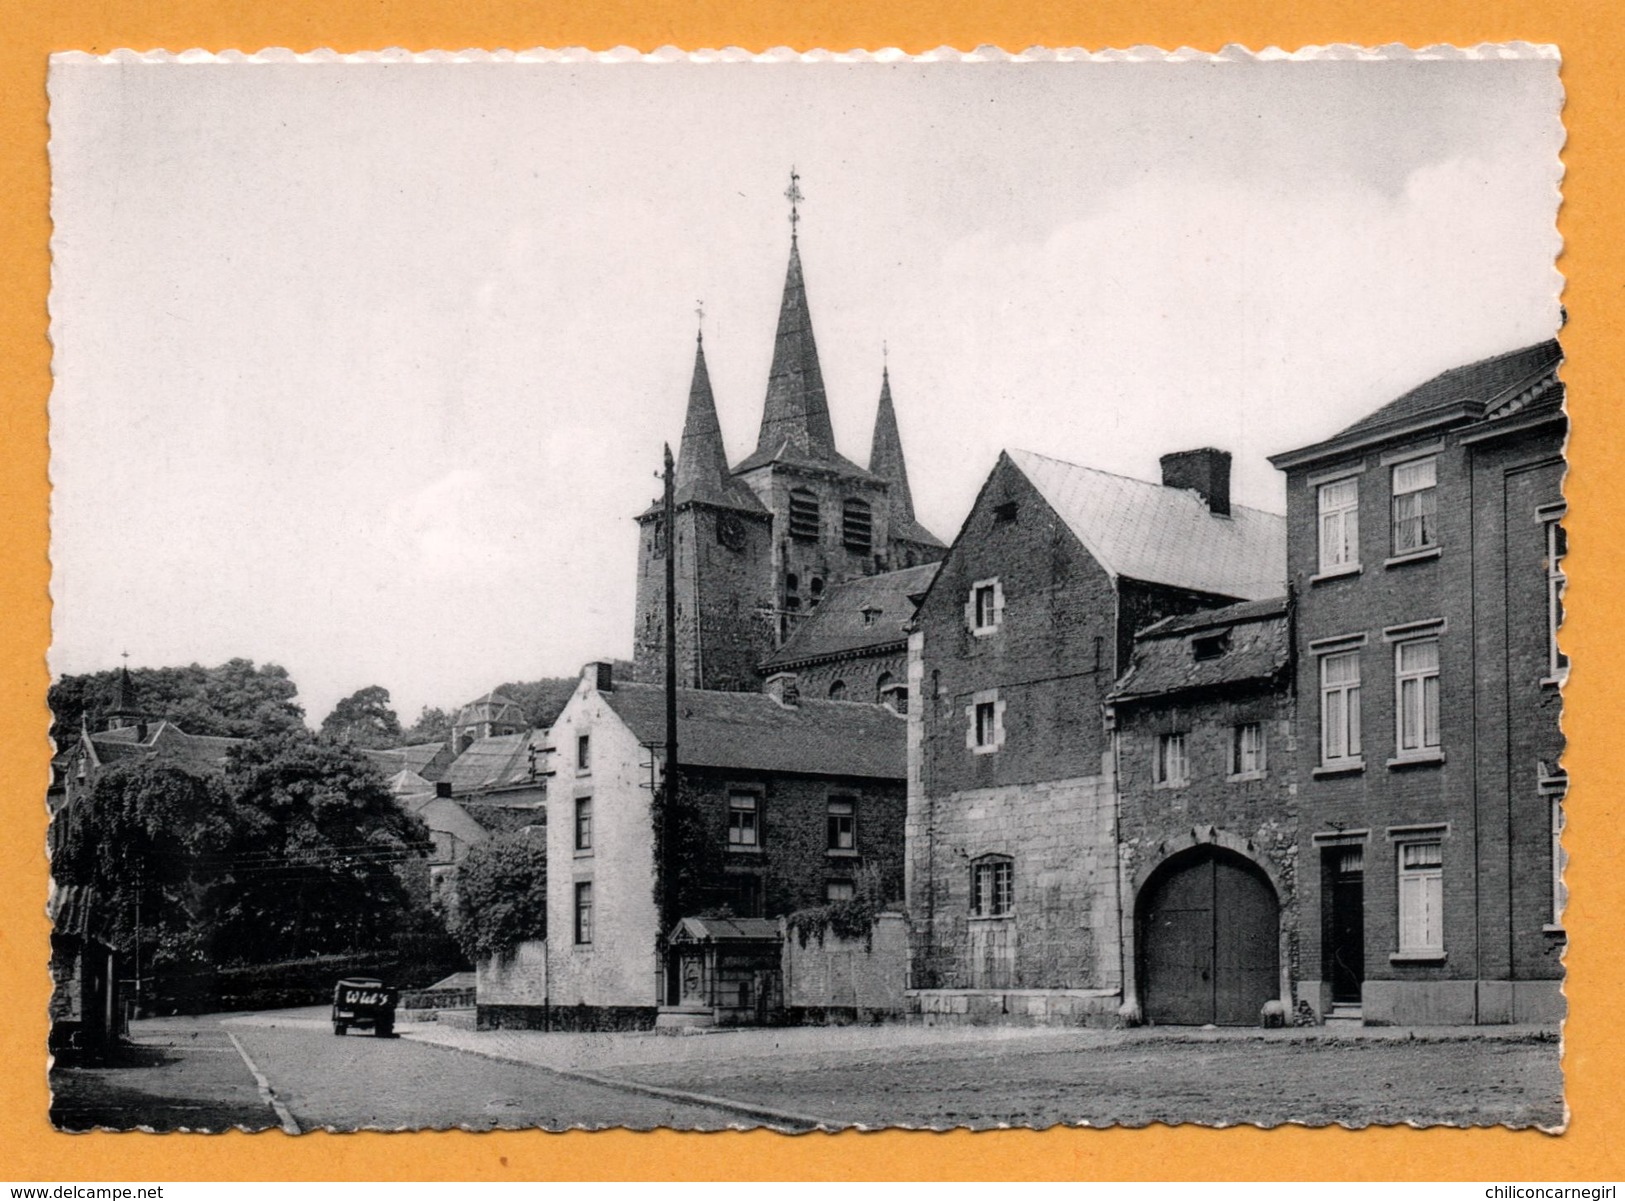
[785,168,804,240]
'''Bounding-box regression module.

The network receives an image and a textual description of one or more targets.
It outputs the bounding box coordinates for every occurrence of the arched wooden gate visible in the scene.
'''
[1138,846,1279,1026]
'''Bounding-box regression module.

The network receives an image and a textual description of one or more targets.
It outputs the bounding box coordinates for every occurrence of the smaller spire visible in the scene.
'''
[671,333,765,514]
[869,363,946,551]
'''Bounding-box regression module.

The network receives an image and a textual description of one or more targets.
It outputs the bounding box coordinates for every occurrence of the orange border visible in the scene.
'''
[3,2,1619,1183]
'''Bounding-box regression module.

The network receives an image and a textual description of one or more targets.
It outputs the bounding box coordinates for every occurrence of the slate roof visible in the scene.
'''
[671,336,768,513]
[417,797,492,850]
[1007,449,1286,602]
[455,691,528,730]
[363,742,455,782]
[1332,339,1562,442]
[762,563,939,670]
[868,367,946,549]
[669,915,782,943]
[441,732,539,794]
[85,722,244,773]
[600,682,905,780]
[1110,596,1291,704]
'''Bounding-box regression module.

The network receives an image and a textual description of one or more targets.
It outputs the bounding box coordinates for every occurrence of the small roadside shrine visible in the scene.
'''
[660,916,783,1029]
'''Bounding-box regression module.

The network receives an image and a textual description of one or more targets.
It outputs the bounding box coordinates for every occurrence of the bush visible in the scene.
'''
[450,832,547,962]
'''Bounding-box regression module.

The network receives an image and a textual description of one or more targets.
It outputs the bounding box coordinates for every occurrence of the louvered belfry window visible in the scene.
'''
[842,498,873,552]
[788,489,820,541]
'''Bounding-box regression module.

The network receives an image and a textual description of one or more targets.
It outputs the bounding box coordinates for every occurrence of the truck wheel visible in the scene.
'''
[334,1023,347,1036]
[377,1022,394,1038]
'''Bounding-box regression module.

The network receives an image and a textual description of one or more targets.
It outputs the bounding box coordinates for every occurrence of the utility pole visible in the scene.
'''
[659,445,681,993]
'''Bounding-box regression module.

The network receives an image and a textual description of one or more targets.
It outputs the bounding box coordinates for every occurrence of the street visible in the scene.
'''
[50,1007,1565,1132]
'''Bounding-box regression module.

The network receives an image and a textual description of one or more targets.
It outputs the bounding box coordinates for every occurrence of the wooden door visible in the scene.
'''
[1326,850,1365,1004]
[1141,849,1279,1026]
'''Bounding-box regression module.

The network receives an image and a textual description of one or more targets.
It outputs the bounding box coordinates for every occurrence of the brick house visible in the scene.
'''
[905,448,1284,1019]
[1267,338,1565,1026]
[1107,597,1299,1026]
[479,661,906,1030]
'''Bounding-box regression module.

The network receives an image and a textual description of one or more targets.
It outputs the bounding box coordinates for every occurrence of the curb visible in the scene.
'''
[225,1029,302,1134]
[399,1030,831,1132]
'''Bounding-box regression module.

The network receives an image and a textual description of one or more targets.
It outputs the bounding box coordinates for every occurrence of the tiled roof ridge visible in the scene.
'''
[1007,447,1285,520]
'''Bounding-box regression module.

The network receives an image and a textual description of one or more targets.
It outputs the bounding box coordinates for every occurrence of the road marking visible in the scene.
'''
[225,1029,302,1135]
[400,1033,830,1132]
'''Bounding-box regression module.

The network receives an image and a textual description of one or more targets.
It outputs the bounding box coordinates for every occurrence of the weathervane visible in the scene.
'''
[695,299,705,343]
[785,167,804,241]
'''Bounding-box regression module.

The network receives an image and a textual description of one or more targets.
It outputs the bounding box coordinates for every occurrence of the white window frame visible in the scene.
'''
[1393,636,1442,758]
[1319,649,1363,768]
[1153,732,1189,787]
[965,689,1006,754]
[1390,456,1439,555]
[1545,510,1569,683]
[967,577,1005,636]
[971,856,1014,917]
[1395,840,1444,956]
[727,791,761,848]
[1318,476,1361,573]
[1542,768,1568,930]
[574,795,593,853]
[1230,721,1266,778]
[574,881,594,946]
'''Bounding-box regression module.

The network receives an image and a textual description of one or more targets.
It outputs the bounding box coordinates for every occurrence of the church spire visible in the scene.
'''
[673,325,763,512]
[749,171,837,464]
[868,361,947,552]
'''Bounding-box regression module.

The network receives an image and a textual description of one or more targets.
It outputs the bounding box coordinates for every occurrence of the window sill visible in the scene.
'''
[1543,924,1567,937]
[1153,780,1190,790]
[1310,563,1362,584]
[1313,760,1365,778]
[727,844,763,856]
[970,626,1001,638]
[1227,770,1268,783]
[573,849,594,860]
[969,913,1015,923]
[576,768,592,778]
[826,848,860,859]
[1387,749,1445,769]
[1384,546,1442,568]
[1389,951,1446,964]
[971,745,1000,756]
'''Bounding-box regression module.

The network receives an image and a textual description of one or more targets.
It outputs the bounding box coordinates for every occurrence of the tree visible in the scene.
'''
[49,659,306,743]
[216,733,434,964]
[449,832,547,962]
[320,685,403,748]
[400,705,454,744]
[53,759,237,978]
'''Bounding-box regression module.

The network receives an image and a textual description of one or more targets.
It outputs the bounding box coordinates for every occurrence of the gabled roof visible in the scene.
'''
[417,797,492,849]
[762,563,939,670]
[669,915,782,943]
[1271,339,1564,468]
[363,741,456,782]
[1007,449,1286,602]
[441,732,539,794]
[1110,596,1291,704]
[868,368,946,549]
[598,682,904,780]
[86,721,244,774]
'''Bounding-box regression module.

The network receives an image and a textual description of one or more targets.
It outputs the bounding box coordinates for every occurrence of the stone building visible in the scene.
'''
[905,447,1285,1022]
[1107,596,1299,1026]
[1268,338,1566,1026]
[480,661,906,1031]
[630,201,945,693]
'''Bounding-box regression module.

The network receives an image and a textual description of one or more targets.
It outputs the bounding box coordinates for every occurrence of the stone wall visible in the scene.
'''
[782,911,908,1014]
[475,939,547,1007]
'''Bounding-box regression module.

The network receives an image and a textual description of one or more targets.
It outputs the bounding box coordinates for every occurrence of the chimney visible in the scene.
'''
[765,672,800,707]
[435,781,453,799]
[583,661,614,692]
[1160,448,1232,516]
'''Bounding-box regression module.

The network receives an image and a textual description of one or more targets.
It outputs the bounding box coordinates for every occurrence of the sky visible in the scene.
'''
[46,52,1564,727]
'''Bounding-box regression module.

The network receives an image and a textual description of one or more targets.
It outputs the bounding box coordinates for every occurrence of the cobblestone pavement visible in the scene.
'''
[50,1015,279,1132]
[224,1012,748,1131]
[405,1020,1565,1131]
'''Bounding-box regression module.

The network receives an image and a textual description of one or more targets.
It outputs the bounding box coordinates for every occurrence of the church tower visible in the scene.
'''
[632,330,775,691]
[632,173,944,691]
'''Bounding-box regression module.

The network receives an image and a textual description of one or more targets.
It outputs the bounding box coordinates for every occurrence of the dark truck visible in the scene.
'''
[331,977,398,1037]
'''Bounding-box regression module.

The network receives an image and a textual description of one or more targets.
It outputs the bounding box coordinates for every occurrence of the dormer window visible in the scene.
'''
[789,489,820,541]
[842,498,873,552]
[1192,632,1229,661]
[860,604,881,626]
